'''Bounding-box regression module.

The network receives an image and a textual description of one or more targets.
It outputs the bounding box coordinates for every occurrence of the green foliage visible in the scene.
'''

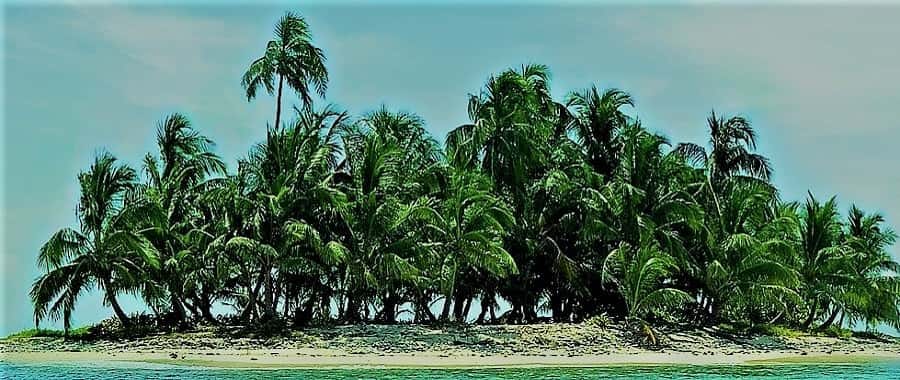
[749,324,806,338]
[29,11,900,337]
[4,327,89,340]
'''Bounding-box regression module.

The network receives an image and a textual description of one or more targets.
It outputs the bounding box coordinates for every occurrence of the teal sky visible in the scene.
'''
[3,3,900,335]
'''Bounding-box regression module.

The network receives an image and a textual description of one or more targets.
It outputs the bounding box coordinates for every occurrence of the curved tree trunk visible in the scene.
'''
[274,74,284,130]
[107,294,131,328]
[818,306,841,331]
[461,296,473,322]
[802,299,819,330]
[240,272,266,323]
[101,277,131,328]
[440,291,453,321]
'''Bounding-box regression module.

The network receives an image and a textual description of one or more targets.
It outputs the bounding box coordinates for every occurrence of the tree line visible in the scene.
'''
[32,12,900,335]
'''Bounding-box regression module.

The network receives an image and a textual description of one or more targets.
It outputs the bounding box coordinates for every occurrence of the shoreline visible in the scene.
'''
[3,350,900,369]
[3,323,899,369]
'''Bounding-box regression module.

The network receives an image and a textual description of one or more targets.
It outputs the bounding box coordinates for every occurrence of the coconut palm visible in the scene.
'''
[675,110,771,186]
[229,106,349,323]
[795,193,850,329]
[424,169,517,321]
[242,11,328,130]
[445,64,556,201]
[566,86,634,177]
[31,152,157,333]
[129,113,226,325]
[821,206,900,330]
[337,125,436,322]
[601,240,693,322]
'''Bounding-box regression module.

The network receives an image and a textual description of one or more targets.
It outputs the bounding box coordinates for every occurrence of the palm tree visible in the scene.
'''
[130,113,226,325]
[675,110,771,187]
[242,12,328,130]
[796,193,848,329]
[601,241,692,322]
[445,64,556,201]
[820,206,900,330]
[566,86,633,177]
[424,169,517,321]
[31,152,157,333]
[338,126,433,322]
[230,106,349,323]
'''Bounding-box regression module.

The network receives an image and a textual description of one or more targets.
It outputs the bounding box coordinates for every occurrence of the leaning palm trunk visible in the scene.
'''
[802,299,819,329]
[440,291,453,321]
[818,306,841,331]
[274,74,284,130]
[240,272,266,322]
[102,277,131,328]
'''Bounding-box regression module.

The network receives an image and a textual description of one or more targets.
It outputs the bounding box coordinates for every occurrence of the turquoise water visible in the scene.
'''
[1,362,899,379]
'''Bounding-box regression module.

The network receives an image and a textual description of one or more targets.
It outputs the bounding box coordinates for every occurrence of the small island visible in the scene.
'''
[3,11,899,369]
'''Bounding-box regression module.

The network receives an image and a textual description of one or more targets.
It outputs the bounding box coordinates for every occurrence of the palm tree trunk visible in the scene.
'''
[440,287,454,321]
[199,301,218,325]
[489,304,496,324]
[802,299,819,330]
[452,291,466,321]
[550,292,563,322]
[462,296,473,322]
[440,295,452,321]
[274,74,285,130]
[381,292,399,324]
[818,306,841,331]
[108,294,131,328]
[101,277,131,327]
[262,279,275,321]
[345,294,361,323]
[240,272,265,322]
[170,294,189,328]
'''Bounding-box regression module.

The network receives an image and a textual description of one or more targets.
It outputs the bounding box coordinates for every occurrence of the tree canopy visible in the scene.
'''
[32,11,900,336]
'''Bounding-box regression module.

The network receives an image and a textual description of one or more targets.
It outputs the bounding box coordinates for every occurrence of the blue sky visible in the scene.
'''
[2,3,899,335]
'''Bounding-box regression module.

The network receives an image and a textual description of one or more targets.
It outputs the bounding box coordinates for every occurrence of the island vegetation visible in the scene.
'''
[26,12,900,345]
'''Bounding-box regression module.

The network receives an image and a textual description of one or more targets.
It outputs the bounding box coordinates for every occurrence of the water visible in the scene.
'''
[2,362,900,379]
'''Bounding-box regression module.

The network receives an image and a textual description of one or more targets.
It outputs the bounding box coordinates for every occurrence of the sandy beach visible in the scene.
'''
[3,323,899,368]
[3,350,900,369]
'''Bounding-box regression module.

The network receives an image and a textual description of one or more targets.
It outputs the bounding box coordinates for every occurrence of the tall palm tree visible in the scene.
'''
[566,86,633,177]
[130,113,226,325]
[446,64,556,201]
[675,110,771,187]
[424,169,517,321]
[797,193,848,329]
[31,152,157,333]
[821,206,900,330]
[229,106,349,323]
[242,12,328,130]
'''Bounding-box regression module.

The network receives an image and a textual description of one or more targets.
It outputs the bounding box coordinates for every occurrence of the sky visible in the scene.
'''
[2,2,900,335]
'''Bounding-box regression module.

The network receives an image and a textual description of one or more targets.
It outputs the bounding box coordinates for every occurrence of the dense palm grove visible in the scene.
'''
[32,13,900,335]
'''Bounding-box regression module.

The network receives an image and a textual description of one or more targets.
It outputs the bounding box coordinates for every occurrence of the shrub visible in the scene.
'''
[5,327,90,340]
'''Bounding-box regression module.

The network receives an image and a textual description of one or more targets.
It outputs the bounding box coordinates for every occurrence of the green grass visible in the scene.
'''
[743,324,854,339]
[4,326,91,340]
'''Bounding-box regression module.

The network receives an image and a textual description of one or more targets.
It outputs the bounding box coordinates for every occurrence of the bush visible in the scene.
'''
[5,327,90,340]
[87,313,173,339]
[821,326,852,338]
